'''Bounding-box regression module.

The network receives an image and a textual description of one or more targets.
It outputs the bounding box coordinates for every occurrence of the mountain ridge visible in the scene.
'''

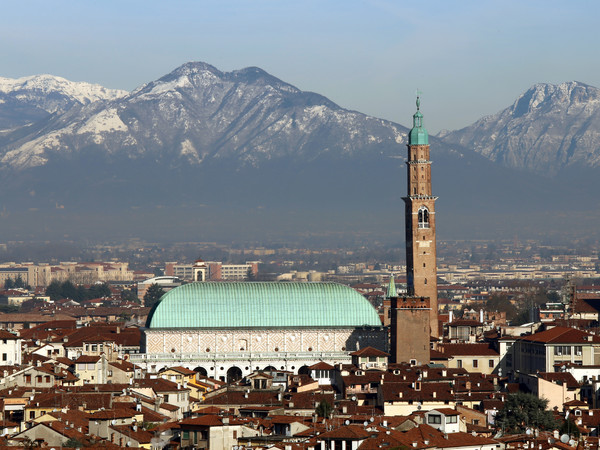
[0,64,598,241]
[438,81,600,175]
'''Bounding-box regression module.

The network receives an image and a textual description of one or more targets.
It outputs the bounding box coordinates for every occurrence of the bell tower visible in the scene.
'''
[403,95,439,337]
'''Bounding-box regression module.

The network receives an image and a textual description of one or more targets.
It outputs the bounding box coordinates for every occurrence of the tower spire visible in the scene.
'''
[409,92,428,145]
[386,275,397,298]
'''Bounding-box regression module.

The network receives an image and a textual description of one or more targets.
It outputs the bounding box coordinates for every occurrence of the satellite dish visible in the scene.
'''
[345,420,350,426]
[111,419,117,425]
[351,396,357,401]
[526,428,533,436]
[417,405,421,410]
[472,431,477,437]
[560,434,570,444]
[370,417,374,423]
[363,421,369,427]
[569,440,576,447]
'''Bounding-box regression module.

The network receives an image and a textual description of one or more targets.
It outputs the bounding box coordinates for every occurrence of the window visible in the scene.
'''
[473,359,478,368]
[457,360,463,368]
[446,415,458,424]
[2,353,6,361]
[575,346,583,356]
[489,359,495,368]
[25,375,31,384]
[418,207,430,228]
[428,415,441,424]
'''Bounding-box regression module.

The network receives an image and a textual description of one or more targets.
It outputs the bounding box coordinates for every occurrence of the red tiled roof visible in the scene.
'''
[437,343,499,357]
[520,326,600,344]
[538,372,580,390]
[163,366,196,376]
[350,346,389,357]
[74,355,101,364]
[309,361,335,370]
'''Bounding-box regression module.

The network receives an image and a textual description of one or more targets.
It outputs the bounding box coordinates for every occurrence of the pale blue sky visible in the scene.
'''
[1,0,599,132]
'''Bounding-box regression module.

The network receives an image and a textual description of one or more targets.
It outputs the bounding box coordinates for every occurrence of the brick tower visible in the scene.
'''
[389,277,431,364]
[403,95,439,338]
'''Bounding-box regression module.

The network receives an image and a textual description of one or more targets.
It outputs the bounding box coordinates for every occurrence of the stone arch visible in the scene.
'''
[227,366,243,384]
[194,366,208,377]
[263,365,277,373]
[298,365,310,375]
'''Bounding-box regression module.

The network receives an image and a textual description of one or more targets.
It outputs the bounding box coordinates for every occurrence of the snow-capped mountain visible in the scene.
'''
[0,74,127,132]
[0,62,407,170]
[438,82,600,174]
[0,63,595,241]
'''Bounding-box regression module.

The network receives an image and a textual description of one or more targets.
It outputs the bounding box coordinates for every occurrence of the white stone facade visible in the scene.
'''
[133,327,386,380]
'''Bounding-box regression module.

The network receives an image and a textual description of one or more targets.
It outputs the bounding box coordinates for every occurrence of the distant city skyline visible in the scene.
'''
[2,0,599,133]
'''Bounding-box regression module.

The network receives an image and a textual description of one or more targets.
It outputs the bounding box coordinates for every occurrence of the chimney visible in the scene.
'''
[479,309,484,323]
[432,391,436,398]
[223,417,229,425]
[449,311,453,323]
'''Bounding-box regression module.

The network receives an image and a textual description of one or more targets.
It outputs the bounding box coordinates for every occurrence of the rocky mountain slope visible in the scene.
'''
[0,63,408,171]
[0,74,126,132]
[438,81,600,174]
[0,64,595,241]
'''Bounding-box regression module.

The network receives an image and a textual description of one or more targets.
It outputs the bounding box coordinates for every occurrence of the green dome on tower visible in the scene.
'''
[408,94,428,146]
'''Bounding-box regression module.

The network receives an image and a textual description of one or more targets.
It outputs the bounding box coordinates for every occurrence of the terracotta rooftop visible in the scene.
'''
[520,326,600,344]
[350,346,389,357]
[437,343,499,357]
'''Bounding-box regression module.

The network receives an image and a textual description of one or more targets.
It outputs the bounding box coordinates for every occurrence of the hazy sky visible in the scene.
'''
[1,0,599,133]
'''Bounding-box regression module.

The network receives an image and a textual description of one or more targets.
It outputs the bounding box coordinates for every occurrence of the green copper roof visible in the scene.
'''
[409,94,428,146]
[146,282,382,329]
[386,276,397,298]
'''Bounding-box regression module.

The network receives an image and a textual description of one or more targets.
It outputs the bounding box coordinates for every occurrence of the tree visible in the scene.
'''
[315,400,333,419]
[144,283,166,308]
[89,282,111,299]
[64,437,84,448]
[61,280,78,301]
[14,275,28,289]
[494,392,558,434]
[121,287,139,303]
[486,293,517,320]
[45,280,63,301]
[4,278,14,289]
[560,416,580,438]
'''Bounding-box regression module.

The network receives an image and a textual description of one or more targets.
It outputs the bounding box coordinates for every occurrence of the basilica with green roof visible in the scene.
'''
[135,282,386,380]
[131,96,438,379]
